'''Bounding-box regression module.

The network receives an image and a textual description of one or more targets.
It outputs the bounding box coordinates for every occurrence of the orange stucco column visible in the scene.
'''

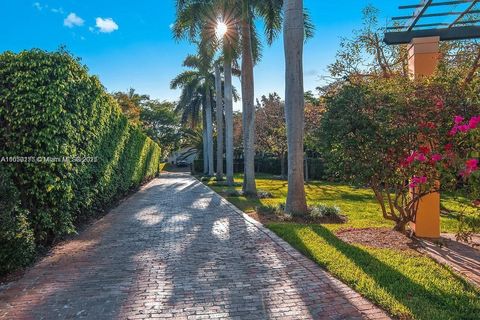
[408,36,440,79]
[408,36,441,239]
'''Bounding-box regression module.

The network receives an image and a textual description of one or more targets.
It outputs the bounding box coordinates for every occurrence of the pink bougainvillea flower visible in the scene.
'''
[404,151,417,166]
[454,116,464,124]
[461,159,479,177]
[416,153,427,162]
[444,143,453,151]
[431,154,442,163]
[449,126,458,136]
[466,159,479,171]
[468,115,480,129]
[410,176,428,188]
[458,124,470,133]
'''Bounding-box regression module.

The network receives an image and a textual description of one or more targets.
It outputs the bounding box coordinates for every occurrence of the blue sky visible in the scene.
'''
[1,0,403,110]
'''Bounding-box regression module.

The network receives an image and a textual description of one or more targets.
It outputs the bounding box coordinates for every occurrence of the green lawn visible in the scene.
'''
[202,174,480,320]
[205,174,477,232]
[269,223,479,320]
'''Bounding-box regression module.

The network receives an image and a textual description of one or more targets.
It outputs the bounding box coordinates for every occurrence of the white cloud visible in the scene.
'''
[33,2,42,10]
[64,13,84,28]
[51,8,64,14]
[169,23,174,30]
[95,17,119,33]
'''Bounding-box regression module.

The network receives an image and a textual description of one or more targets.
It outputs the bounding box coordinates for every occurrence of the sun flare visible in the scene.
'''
[215,21,228,39]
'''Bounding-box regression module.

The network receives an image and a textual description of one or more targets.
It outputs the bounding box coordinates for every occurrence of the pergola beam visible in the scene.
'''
[399,0,473,9]
[449,0,479,27]
[387,23,449,30]
[392,10,480,21]
[384,25,480,44]
[406,0,434,31]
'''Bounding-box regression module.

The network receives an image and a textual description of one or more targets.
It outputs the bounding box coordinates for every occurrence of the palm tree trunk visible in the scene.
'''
[284,0,307,214]
[202,110,208,175]
[241,9,257,196]
[224,59,235,186]
[205,89,215,176]
[215,64,224,181]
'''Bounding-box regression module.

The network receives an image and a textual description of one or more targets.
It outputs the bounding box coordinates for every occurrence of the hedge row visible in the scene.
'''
[0,49,162,275]
[193,157,326,180]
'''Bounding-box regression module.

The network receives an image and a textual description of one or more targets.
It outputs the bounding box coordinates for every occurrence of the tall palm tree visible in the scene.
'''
[224,49,235,186]
[171,53,216,176]
[214,62,224,180]
[284,0,307,213]
[237,0,284,196]
[217,5,241,186]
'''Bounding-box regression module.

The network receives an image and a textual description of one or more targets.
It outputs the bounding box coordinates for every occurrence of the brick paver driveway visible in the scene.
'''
[0,173,389,320]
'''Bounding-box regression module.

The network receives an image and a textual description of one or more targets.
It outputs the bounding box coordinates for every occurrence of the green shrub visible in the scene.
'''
[0,168,36,274]
[0,49,161,275]
[309,204,342,219]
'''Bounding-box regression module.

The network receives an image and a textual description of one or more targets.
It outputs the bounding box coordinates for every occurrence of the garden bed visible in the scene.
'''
[336,227,421,252]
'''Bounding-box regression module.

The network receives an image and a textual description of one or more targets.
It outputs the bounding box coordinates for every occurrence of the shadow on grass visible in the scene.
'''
[224,196,264,212]
[338,193,376,202]
[269,223,480,320]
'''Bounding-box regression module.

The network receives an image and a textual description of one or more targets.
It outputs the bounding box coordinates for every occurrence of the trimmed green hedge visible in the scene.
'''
[0,49,162,275]
[193,157,326,180]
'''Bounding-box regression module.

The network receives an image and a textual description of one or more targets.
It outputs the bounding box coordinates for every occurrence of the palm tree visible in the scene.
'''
[171,53,216,176]
[214,62,224,181]
[284,0,307,214]
[224,51,235,186]
[236,0,284,196]
[217,6,241,186]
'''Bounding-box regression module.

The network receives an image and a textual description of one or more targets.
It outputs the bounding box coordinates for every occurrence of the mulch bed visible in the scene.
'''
[335,227,421,252]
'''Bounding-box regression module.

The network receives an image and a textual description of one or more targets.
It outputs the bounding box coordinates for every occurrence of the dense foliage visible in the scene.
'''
[319,77,479,231]
[0,49,162,274]
[112,90,182,158]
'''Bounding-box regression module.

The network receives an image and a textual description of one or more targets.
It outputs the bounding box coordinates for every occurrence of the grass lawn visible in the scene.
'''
[202,174,480,320]
[204,174,478,232]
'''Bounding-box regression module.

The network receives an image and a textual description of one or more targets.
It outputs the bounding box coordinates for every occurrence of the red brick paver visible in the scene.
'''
[0,173,390,319]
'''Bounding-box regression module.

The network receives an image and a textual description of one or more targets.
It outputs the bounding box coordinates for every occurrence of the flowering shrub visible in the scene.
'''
[319,77,479,232]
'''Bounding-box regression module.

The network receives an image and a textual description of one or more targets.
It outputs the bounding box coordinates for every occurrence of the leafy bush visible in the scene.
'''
[309,204,347,223]
[257,203,292,221]
[0,49,161,275]
[256,190,273,199]
[0,168,36,274]
[309,204,341,219]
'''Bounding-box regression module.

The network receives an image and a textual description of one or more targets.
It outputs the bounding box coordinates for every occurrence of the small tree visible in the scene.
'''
[140,100,182,158]
[255,93,288,177]
[320,77,479,232]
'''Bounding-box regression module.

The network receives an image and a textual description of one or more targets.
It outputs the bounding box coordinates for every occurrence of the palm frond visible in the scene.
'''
[304,8,315,40]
